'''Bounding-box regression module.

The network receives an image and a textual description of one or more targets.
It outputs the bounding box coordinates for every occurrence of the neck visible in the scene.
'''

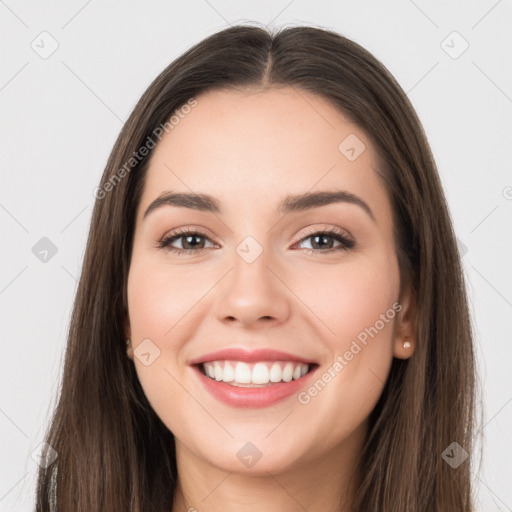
[171,421,366,512]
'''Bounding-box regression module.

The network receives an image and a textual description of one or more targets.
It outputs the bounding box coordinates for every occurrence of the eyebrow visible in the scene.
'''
[143,189,376,222]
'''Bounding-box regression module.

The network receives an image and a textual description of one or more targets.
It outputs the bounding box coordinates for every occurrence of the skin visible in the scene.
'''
[125,86,416,512]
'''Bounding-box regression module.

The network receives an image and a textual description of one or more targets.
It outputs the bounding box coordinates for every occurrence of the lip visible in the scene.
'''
[188,347,317,365]
[191,363,319,408]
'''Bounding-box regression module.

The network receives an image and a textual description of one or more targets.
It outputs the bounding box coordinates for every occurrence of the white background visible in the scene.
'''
[1,1,511,510]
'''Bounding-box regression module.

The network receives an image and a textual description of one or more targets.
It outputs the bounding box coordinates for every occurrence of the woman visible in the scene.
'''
[35,24,478,511]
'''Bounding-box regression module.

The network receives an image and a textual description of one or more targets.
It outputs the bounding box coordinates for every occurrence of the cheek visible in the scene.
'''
[290,251,399,416]
[126,255,201,424]
[126,253,205,343]
[289,255,399,442]
[292,253,400,352]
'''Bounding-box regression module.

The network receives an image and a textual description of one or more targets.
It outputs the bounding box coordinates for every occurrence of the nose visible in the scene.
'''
[214,246,291,329]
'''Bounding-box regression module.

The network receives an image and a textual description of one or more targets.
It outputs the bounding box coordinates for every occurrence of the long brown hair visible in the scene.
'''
[35,23,479,511]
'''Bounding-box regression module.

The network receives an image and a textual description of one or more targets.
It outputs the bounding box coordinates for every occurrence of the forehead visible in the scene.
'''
[138,87,389,222]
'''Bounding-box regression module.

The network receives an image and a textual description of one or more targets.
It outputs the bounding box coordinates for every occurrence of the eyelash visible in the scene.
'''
[156,227,355,256]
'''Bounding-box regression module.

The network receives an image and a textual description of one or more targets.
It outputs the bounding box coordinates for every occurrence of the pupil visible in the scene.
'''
[313,235,333,249]
[184,235,203,249]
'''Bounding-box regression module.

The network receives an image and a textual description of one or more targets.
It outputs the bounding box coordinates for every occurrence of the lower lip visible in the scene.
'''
[192,364,319,408]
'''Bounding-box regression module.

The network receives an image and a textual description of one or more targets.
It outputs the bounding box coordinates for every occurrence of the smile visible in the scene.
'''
[192,361,319,408]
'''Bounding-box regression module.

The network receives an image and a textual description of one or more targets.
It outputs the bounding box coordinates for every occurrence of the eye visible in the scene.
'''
[156,227,354,255]
[294,228,354,255]
[156,228,215,255]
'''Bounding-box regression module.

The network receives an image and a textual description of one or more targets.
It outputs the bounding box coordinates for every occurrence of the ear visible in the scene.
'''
[393,281,416,360]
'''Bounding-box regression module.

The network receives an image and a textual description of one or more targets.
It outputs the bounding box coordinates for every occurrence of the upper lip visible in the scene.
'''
[188,348,318,365]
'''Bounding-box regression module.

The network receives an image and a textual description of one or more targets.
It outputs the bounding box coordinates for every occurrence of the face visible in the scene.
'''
[125,87,414,476]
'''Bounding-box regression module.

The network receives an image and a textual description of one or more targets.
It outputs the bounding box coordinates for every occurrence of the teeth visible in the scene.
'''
[252,362,269,384]
[282,362,293,382]
[201,360,311,386]
[222,362,235,383]
[269,362,282,382]
[234,362,251,383]
[214,362,223,381]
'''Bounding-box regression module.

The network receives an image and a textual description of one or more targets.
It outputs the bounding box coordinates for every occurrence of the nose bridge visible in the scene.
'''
[233,234,273,291]
[215,233,291,326]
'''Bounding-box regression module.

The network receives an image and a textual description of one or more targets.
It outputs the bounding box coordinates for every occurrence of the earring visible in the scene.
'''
[403,340,411,349]
[126,339,132,357]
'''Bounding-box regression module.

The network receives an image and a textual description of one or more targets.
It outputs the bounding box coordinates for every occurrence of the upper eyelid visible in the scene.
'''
[165,221,351,235]
[163,227,218,245]
[296,225,353,242]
